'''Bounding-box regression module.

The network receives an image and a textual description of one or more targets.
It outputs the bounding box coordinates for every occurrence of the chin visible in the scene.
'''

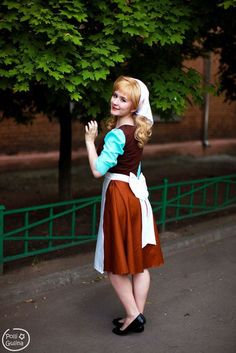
[111,110,119,116]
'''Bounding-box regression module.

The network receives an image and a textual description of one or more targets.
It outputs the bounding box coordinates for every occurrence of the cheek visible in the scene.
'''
[125,102,133,111]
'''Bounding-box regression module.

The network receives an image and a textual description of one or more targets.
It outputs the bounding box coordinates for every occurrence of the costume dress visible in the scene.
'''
[94,125,164,275]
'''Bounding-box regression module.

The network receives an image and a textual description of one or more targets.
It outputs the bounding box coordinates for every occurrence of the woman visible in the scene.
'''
[85,76,164,335]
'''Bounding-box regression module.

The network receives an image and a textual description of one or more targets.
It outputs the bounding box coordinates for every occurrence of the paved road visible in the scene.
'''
[1,236,236,353]
[1,143,236,210]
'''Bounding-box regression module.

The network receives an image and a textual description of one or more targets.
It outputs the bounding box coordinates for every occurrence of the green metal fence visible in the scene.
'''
[0,174,236,274]
[149,174,236,231]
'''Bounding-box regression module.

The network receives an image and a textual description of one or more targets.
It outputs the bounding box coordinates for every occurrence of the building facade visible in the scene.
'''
[0,55,235,155]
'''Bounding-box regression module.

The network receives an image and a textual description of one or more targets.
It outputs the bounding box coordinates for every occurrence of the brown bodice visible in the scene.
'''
[97,125,143,176]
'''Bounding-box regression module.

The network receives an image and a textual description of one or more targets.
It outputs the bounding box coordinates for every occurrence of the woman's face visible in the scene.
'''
[110,90,135,118]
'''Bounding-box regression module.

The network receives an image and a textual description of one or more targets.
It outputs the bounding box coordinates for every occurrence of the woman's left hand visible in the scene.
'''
[85,120,98,143]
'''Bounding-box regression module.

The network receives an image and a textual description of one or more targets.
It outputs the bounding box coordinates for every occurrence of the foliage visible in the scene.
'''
[215,0,236,100]
[0,1,235,119]
[1,0,235,198]
[220,0,236,9]
[0,0,215,122]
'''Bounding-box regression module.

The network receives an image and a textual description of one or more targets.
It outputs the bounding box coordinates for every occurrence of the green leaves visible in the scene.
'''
[150,67,204,115]
[103,0,191,46]
[0,0,87,100]
[219,0,236,9]
[0,0,229,119]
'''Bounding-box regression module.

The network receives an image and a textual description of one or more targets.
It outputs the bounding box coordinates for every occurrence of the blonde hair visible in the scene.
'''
[106,76,152,148]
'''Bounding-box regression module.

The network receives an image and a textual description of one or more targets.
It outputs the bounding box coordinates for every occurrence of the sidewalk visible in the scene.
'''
[0,213,235,353]
[1,138,236,210]
[1,138,236,171]
[0,212,235,305]
[0,139,236,352]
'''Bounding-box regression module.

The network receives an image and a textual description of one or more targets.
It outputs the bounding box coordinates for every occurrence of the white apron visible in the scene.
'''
[94,172,157,274]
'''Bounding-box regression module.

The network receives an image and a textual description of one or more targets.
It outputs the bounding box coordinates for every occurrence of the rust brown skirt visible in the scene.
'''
[103,180,164,275]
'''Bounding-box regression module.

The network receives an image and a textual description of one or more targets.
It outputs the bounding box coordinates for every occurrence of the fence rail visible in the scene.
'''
[0,174,236,274]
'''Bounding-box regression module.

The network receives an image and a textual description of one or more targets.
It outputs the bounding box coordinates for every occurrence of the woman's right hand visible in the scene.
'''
[85,120,98,144]
[84,120,102,178]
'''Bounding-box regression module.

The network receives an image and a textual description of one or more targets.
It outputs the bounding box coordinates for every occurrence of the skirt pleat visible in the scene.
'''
[103,180,164,275]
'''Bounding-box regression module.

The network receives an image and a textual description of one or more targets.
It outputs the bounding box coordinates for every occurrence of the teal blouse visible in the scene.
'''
[95,129,126,176]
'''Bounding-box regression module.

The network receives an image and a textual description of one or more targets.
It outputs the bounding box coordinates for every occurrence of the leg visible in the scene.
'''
[132,269,150,314]
[108,272,140,329]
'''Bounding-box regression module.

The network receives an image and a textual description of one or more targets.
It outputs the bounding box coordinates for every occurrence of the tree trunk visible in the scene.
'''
[58,110,72,200]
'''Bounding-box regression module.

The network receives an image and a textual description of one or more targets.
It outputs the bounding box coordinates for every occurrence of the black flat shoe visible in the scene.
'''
[112,314,145,336]
[112,313,146,328]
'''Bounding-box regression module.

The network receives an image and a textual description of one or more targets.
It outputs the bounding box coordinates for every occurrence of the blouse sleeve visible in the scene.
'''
[95,129,126,176]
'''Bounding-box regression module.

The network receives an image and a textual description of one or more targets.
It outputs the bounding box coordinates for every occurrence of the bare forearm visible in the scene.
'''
[85,141,102,178]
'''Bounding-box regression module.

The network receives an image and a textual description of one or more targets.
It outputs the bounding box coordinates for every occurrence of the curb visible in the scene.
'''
[0,219,236,307]
[163,222,235,256]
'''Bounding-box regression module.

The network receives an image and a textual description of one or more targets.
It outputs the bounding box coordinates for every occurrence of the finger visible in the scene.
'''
[90,121,97,131]
[86,123,91,131]
[93,121,98,130]
[86,120,97,132]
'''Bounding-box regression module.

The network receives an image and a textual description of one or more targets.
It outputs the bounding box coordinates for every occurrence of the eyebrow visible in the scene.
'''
[114,91,128,100]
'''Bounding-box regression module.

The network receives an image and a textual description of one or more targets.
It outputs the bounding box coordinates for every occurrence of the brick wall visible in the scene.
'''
[0,55,235,155]
[0,115,85,154]
[151,55,236,143]
[0,115,59,154]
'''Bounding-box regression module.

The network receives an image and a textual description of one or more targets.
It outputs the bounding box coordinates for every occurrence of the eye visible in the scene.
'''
[121,97,127,102]
[112,92,118,98]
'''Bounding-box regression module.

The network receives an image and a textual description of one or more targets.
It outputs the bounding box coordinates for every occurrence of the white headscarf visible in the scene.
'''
[134,78,154,125]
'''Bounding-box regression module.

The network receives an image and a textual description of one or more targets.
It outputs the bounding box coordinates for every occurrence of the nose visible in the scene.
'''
[112,96,118,104]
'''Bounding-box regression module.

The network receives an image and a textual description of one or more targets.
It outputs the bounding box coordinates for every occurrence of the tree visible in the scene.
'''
[207,0,236,101]
[0,0,123,199]
[181,0,236,101]
[0,0,235,199]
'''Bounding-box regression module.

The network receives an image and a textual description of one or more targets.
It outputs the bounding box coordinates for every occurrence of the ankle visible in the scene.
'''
[126,311,140,320]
